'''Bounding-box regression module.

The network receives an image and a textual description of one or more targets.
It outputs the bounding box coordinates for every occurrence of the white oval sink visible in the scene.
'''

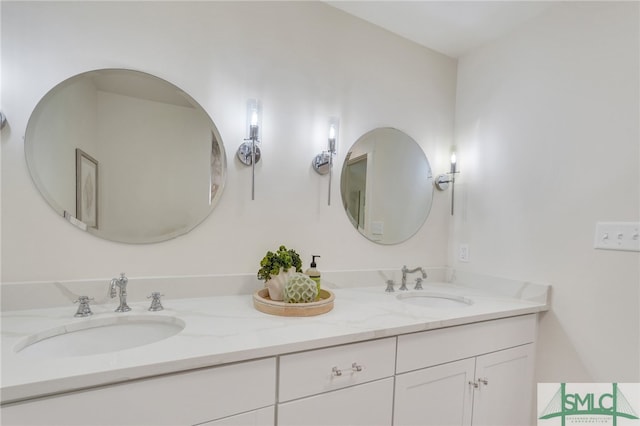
[15,315,185,358]
[396,292,473,308]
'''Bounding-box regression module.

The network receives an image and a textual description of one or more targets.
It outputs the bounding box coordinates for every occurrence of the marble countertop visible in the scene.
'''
[1,281,548,404]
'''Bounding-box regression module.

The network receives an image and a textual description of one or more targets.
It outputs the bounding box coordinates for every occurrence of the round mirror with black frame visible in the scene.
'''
[340,127,434,244]
[25,69,226,244]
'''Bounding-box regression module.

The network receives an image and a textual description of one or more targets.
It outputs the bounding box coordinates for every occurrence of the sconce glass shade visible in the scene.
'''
[328,117,339,154]
[237,99,262,166]
[246,99,261,141]
[313,117,340,206]
[436,152,458,189]
[328,121,337,154]
[312,117,339,176]
[435,151,459,215]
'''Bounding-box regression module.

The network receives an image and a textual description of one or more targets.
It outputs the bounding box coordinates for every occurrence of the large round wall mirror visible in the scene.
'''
[340,128,434,244]
[25,69,226,243]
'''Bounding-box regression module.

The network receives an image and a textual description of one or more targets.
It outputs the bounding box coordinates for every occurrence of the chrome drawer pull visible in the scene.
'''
[478,377,489,386]
[469,380,479,389]
[332,362,363,377]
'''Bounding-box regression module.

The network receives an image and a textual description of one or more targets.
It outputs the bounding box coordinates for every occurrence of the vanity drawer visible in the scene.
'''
[278,377,394,426]
[396,314,537,373]
[278,337,396,402]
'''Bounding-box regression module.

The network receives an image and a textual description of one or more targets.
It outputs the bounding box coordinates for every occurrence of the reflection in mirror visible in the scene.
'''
[344,154,367,228]
[340,128,434,244]
[25,69,226,243]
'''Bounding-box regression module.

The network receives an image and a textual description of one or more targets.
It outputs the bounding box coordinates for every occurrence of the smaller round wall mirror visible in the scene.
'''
[340,127,434,244]
[25,69,226,243]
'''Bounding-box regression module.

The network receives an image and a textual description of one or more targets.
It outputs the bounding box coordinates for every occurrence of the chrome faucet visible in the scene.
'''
[385,280,396,293]
[110,272,131,312]
[401,266,427,291]
[74,296,94,317]
[147,292,164,311]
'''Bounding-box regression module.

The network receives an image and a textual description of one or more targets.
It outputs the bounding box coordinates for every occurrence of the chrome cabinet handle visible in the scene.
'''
[469,378,489,388]
[332,362,363,377]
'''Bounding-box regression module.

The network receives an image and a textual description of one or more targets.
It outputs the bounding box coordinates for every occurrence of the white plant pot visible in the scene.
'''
[265,269,295,301]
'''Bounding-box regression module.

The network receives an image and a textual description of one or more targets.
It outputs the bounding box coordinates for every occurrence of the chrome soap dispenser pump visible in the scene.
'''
[305,255,321,297]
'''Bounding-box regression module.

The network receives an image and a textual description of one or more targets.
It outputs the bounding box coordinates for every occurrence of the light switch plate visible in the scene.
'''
[594,222,640,252]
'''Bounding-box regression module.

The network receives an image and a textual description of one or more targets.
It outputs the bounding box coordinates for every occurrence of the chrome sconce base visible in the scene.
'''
[312,152,332,175]
[237,138,260,200]
[435,172,457,215]
[313,151,335,205]
[236,141,261,166]
[435,174,452,190]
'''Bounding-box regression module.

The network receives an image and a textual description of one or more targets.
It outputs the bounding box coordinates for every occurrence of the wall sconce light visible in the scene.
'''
[435,152,459,215]
[236,99,262,200]
[312,118,339,205]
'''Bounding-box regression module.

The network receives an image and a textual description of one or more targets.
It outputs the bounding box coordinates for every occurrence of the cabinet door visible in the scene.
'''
[394,358,475,426]
[471,344,534,426]
[277,377,393,426]
[201,406,274,426]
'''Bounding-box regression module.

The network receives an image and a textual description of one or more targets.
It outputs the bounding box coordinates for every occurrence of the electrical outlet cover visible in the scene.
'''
[459,244,470,262]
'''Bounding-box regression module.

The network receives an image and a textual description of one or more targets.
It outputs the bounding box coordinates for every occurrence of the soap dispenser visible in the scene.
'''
[305,255,321,297]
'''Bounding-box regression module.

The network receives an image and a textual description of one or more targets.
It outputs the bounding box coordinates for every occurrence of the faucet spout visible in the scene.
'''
[110,272,131,312]
[401,265,427,290]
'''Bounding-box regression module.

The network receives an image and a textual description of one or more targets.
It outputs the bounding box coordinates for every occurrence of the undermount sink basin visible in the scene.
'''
[15,315,185,358]
[396,292,473,308]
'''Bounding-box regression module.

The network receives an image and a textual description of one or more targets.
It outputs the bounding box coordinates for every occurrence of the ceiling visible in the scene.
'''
[325,1,555,58]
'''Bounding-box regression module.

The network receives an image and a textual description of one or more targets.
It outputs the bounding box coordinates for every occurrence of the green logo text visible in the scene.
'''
[539,383,639,425]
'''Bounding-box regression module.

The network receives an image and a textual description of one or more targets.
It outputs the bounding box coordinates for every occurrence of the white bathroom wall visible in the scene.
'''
[1,2,456,283]
[453,2,639,382]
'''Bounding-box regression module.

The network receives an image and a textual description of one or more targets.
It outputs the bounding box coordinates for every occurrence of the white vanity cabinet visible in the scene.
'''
[277,338,396,426]
[1,358,276,426]
[2,311,543,426]
[202,406,275,426]
[394,314,537,426]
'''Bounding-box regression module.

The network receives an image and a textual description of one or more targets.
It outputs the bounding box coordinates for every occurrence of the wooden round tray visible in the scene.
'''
[253,288,335,317]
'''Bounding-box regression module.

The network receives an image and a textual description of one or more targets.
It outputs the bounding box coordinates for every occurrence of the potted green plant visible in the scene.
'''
[257,245,302,301]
